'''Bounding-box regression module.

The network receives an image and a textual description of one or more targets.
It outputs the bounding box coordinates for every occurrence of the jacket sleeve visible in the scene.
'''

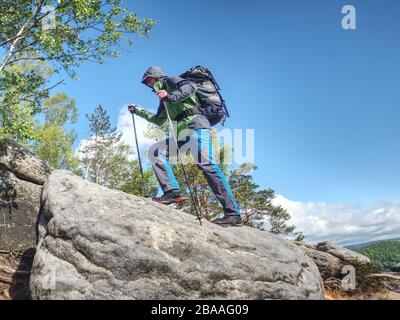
[135,107,166,126]
[165,77,197,103]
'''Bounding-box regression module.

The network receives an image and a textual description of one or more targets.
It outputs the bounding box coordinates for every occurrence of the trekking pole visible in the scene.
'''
[162,101,203,226]
[130,111,147,197]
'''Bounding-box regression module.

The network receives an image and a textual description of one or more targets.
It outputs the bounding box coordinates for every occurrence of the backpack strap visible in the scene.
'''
[174,107,202,122]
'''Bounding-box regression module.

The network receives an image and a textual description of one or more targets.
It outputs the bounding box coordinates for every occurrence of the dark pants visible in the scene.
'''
[147,129,240,215]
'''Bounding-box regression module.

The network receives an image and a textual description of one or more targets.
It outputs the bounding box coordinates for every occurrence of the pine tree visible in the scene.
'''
[230,163,304,239]
[81,104,121,184]
[102,142,158,197]
[80,105,159,196]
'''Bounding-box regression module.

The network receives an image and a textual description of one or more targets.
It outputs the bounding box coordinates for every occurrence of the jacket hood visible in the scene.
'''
[141,66,166,85]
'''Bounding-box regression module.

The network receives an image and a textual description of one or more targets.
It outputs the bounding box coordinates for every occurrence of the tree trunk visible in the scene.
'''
[0,23,28,71]
[0,1,46,71]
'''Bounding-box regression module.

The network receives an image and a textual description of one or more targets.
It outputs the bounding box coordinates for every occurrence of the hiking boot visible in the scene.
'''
[153,190,188,205]
[212,215,242,227]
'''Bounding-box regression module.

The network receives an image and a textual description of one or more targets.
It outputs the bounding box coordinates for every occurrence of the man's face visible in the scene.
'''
[145,77,157,88]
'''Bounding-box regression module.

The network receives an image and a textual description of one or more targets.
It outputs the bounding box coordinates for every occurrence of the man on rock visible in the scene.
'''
[128,66,242,226]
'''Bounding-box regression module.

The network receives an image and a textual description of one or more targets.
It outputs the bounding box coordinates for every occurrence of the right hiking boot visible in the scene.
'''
[152,190,188,205]
[212,215,243,227]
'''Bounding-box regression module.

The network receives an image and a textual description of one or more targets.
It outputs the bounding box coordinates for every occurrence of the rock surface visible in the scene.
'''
[315,241,371,266]
[295,241,372,281]
[295,241,400,300]
[0,138,51,185]
[294,242,343,279]
[367,274,400,294]
[30,170,325,300]
[0,171,42,251]
[0,139,51,251]
[391,263,400,273]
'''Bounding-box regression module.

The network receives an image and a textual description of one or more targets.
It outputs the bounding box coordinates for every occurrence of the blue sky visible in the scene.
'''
[51,0,400,243]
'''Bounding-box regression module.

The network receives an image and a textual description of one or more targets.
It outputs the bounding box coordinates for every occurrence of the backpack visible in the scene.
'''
[180,65,230,126]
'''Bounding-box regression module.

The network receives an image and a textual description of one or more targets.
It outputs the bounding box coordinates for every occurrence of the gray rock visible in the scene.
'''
[0,170,42,251]
[367,274,400,293]
[0,138,52,185]
[30,170,324,300]
[294,242,343,279]
[315,241,371,266]
[391,263,400,273]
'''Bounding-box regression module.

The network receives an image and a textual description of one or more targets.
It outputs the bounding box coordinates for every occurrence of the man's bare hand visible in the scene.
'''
[156,90,168,100]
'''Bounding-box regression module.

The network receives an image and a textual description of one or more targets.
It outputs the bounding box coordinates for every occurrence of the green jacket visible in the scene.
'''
[136,77,200,136]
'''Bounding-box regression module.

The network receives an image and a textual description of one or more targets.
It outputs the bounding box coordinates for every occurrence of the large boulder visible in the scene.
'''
[315,241,371,266]
[0,138,51,185]
[30,170,324,300]
[295,241,373,281]
[0,139,51,251]
[294,242,343,280]
[0,171,42,251]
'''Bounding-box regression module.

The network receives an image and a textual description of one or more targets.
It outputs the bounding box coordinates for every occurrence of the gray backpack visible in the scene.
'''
[180,65,230,126]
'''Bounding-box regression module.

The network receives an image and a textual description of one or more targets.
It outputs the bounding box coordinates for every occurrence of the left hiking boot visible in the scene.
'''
[212,215,243,227]
[153,190,188,205]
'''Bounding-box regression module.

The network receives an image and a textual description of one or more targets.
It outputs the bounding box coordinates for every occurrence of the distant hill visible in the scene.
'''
[346,238,400,250]
[353,240,400,272]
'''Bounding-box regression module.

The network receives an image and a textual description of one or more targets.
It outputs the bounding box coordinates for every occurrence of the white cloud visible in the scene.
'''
[116,106,157,159]
[272,195,400,246]
[75,137,92,160]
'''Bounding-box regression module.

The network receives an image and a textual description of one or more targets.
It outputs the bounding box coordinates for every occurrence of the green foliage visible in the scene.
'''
[0,103,38,141]
[81,104,121,184]
[42,92,78,125]
[0,58,52,142]
[0,0,155,75]
[230,163,303,238]
[32,92,80,173]
[86,104,115,138]
[113,162,158,198]
[356,240,400,272]
[0,1,154,140]
[100,142,158,197]
[230,163,270,228]
[80,105,158,196]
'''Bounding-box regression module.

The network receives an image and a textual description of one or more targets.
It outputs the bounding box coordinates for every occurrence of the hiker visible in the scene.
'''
[128,66,242,226]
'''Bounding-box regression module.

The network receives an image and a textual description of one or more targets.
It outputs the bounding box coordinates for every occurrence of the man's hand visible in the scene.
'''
[156,90,168,100]
[128,104,139,114]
